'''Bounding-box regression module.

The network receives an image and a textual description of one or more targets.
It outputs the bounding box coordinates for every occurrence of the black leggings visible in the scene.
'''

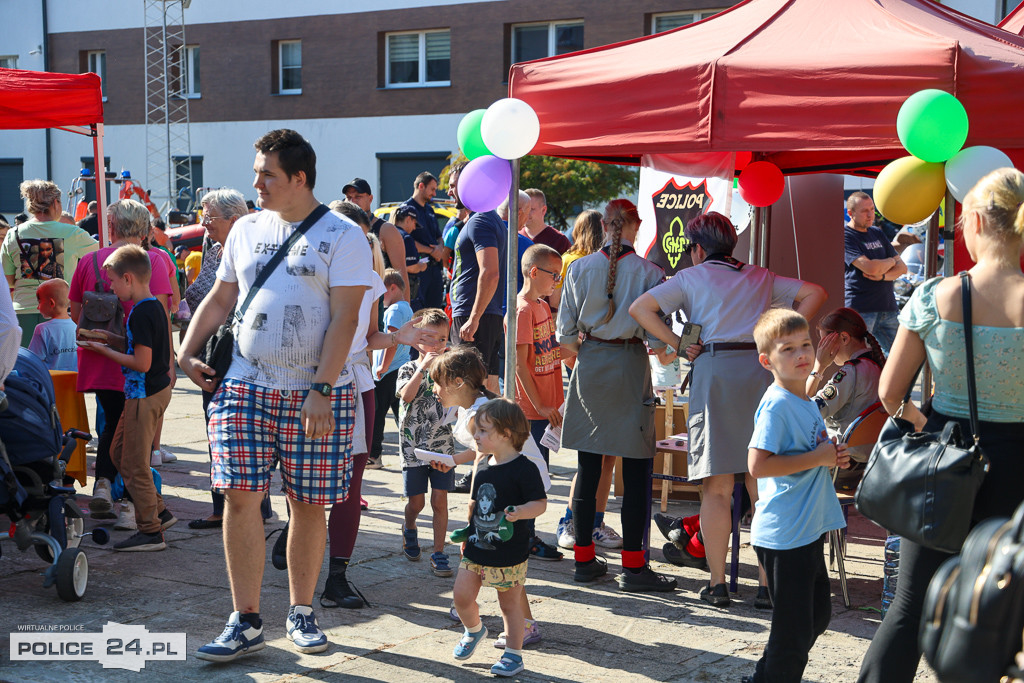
[572,451,651,552]
[94,390,125,483]
[858,412,1024,682]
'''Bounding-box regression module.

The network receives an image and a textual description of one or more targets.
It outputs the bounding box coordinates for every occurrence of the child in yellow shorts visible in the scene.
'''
[450,399,547,678]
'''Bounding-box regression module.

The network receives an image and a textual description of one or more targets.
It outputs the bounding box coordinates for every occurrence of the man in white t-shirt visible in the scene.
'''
[179,129,372,663]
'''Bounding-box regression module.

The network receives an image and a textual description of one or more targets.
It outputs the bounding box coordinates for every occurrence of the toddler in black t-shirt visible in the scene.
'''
[450,399,546,678]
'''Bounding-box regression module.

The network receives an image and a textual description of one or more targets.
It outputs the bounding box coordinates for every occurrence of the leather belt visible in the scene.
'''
[582,333,643,345]
[703,342,757,355]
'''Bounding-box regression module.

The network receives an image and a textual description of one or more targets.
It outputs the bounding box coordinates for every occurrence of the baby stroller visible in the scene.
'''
[0,348,105,601]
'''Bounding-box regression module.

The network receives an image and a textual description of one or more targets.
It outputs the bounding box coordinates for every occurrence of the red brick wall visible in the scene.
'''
[49,1,738,125]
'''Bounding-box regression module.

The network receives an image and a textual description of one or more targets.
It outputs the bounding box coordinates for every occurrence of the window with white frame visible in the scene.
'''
[511,20,583,64]
[278,40,302,94]
[182,45,200,97]
[651,10,723,34]
[0,56,17,70]
[386,30,451,88]
[86,50,106,99]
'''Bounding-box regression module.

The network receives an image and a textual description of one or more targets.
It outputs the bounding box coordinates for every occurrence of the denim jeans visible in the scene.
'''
[859,309,899,354]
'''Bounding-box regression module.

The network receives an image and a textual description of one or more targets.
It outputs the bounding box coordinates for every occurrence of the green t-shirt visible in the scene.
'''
[1,220,98,312]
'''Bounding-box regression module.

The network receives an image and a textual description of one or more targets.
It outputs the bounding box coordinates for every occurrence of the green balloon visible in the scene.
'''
[457,109,492,160]
[896,89,968,163]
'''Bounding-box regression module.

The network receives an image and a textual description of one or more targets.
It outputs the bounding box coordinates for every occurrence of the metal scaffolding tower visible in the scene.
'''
[143,0,193,216]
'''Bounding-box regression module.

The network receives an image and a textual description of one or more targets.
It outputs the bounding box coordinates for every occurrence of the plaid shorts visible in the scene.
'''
[459,559,528,592]
[208,379,355,505]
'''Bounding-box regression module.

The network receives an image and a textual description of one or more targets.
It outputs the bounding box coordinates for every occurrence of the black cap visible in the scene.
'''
[342,178,372,195]
[394,205,418,224]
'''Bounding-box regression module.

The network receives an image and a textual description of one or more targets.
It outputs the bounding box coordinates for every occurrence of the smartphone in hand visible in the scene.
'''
[676,322,702,356]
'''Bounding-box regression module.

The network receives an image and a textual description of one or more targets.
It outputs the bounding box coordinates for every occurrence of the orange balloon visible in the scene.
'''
[873,156,946,225]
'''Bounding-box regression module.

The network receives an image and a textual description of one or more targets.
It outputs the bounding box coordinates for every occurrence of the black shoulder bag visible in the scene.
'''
[199,204,328,380]
[854,272,990,553]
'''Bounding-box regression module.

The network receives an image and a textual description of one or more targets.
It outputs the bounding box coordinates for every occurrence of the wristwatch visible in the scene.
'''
[309,382,332,397]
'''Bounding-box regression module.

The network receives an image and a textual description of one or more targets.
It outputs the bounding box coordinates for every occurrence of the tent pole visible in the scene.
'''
[504,158,520,401]
[760,204,772,268]
[749,206,761,263]
[920,201,943,402]
[942,189,955,277]
[94,123,108,248]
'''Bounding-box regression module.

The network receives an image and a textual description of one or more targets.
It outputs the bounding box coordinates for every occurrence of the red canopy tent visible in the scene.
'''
[0,68,109,243]
[1000,1,1024,34]
[508,0,1024,177]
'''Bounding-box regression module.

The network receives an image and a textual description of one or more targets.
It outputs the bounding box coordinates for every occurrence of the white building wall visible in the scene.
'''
[48,114,462,209]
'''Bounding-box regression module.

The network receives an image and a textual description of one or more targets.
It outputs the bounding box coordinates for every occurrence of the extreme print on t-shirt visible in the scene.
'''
[217,208,374,390]
[16,237,65,281]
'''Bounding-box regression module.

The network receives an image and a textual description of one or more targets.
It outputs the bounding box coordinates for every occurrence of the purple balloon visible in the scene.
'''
[459,155,512,213]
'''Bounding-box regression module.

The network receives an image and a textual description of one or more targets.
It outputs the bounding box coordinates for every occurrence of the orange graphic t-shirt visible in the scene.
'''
[514,294,563,421]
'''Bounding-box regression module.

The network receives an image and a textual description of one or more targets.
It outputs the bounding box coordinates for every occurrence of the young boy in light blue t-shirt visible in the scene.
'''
[744,308,850,683]
[28,279,77,371]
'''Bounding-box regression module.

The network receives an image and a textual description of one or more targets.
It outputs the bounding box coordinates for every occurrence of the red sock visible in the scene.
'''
[686,534,706,558]
[621,549,645,569]
[682,514,700,538]
[574,543,596,563]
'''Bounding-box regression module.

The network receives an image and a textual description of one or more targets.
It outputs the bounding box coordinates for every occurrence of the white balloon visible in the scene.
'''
[945,146,1014,202]
[480,98,540,160]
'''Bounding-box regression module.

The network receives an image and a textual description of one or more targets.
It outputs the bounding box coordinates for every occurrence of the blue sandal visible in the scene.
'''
[453,625,488,660]
[402,526,420,561]
[491,652,524,676]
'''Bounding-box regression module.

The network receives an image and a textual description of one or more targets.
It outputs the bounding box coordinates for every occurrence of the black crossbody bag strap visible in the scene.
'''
[959,272,981,444]
[232,204,328,325]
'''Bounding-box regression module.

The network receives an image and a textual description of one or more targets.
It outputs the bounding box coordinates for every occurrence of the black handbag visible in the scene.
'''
[920,500,1024,683]
[78,251,127,346]
[854,272,990,554]
[199,204,329,380]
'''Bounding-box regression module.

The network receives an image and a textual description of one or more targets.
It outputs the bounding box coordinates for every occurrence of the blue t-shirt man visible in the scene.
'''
[844,224,899,313]
[451,211,507,319]
[748,384,845,550]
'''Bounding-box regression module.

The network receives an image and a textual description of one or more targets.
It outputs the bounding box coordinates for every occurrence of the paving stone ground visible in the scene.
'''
[0,371,937,682]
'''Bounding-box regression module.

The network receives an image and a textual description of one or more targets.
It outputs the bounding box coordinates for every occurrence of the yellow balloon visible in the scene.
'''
[873,156,946,225]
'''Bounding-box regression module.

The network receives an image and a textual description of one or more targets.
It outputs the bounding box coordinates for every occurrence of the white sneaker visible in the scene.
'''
[160,448,177,463]
[286,605,328,654]
[557,518,575,550]
[115,501,137,530]
[89,477,114,518]
[196,612,265,662]
[593,523,623,549]
[151,450,162,468]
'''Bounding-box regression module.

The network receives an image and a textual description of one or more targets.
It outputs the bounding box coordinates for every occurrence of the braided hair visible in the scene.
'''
[601,199,639,324]
[819,307,887,367]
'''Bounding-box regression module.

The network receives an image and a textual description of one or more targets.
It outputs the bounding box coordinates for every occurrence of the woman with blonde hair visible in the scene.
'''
[557,198,677,591]
[858,167,1024,682]
[2,180,97,345]
[547,210,603,313]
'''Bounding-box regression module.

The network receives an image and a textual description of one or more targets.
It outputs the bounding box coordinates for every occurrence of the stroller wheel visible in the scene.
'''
[34,508,84,564]
[55,547,88,602]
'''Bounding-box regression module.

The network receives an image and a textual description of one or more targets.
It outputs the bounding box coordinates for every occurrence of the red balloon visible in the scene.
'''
[738,161,785,207]
[734,151,753,173]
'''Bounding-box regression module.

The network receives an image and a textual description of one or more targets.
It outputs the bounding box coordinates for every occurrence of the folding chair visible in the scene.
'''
[829,401,888,608]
